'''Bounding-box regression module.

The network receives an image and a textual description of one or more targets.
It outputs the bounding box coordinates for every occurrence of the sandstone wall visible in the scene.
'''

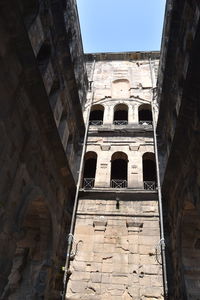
[66,53,163,299]
[67,193,163,300]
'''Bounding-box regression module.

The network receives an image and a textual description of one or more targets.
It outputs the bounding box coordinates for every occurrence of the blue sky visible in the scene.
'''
[77,0,166,53]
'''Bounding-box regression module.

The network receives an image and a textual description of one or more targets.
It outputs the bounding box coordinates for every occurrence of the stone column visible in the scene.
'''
[128,147,143,188]
[94,147,111,188]
[103,104,114,125]
[128,103,138,124]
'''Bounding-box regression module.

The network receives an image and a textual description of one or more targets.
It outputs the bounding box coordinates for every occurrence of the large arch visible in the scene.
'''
[111,152,128,188]
[113,104,128,125]
[82,151,97,188]
[2,191,53,299]
[112,79,130,98]
[89,105,104,125]
[139,104,152,125]
[142,152,157,190]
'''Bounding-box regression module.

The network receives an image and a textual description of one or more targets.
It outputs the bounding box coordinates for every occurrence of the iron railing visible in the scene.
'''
[89,120,103,126]
[111,179,127,188]
[139,120,152,125]
[113,120,128,125]
[83,178,95,189]
[144,181,156,190]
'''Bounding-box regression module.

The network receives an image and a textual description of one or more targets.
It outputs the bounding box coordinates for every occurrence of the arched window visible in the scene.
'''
[89,105,104,126]
[113,104,128,125]
[111,152,128,188]
[112,79,130,98]
[82,152,97,189]
[142,152,157,190]
[139,104,152,125]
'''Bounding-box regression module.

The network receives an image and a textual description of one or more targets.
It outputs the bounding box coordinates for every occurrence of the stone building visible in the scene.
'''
[157,0,200,299]
[66,52,164,300]
[0,0,87,299]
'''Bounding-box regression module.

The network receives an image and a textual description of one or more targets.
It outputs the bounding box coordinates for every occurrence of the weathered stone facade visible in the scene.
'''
[66,53,164,299]
[157,0,200,299]
[0,0,87,299]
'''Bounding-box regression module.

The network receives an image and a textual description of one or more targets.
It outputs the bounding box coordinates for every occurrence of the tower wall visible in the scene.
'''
[66,53,163,300]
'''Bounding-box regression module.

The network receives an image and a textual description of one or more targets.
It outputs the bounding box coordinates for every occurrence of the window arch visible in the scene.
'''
[113,104,128,125]
[111,152,128,188]
[142,152,156,190]
[138,104,152,125]
[89,104,104,125]
[82,151,97,188]
[112,79,130,98]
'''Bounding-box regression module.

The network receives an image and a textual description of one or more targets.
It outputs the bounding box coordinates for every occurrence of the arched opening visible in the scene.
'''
[37,41,51,73]
[112,79,130,98]
[143,152,157,190]
[113,104,128,125]
[89,105,104,126]
[180,206,200,299]
[139,104,153,125]
[111,152,128,188]
[2,196,52,299]
[82,152,97,189]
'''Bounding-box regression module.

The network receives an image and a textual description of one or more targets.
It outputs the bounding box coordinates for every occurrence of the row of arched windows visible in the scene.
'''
[82,151,157,190]
[89,103,153,126]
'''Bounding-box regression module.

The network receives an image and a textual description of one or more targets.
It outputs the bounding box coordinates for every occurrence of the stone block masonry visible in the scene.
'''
[66,194,163,300]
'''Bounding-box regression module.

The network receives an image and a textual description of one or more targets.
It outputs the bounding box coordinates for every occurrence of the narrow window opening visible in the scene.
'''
[143,152,156,190]
[37,41,51,73]
[139,104,152,125]
[113,104,128,125]
[89,105,104,126]
[111,152,128,188]
[82,152,97,189]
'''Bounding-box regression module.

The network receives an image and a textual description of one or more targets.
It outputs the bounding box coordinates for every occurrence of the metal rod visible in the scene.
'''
[62,58,96,299]
[149,56,168,298]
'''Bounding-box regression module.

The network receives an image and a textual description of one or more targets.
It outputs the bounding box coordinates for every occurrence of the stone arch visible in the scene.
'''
[111,152,128,188]
[2,188,53,299]
[142,152,157,190]
[89,104,104,125]
[112,79,130,98]
[138,104,152,124]
[82,151,98,188]
[113,103,128,124]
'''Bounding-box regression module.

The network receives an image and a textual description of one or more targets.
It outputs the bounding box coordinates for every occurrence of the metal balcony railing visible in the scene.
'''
[139,120,152,125]
[144,181,156,190]
[83,178,95,189]
[89,120,103,126]
[113,120,128,125]
[111,179,128,188]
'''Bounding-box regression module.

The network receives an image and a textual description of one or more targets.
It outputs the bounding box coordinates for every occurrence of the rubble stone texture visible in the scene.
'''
[66,53,164,300]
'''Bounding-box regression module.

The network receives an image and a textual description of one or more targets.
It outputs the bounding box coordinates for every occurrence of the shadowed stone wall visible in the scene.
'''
[157,0,200,299]
[0,0,87,298]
